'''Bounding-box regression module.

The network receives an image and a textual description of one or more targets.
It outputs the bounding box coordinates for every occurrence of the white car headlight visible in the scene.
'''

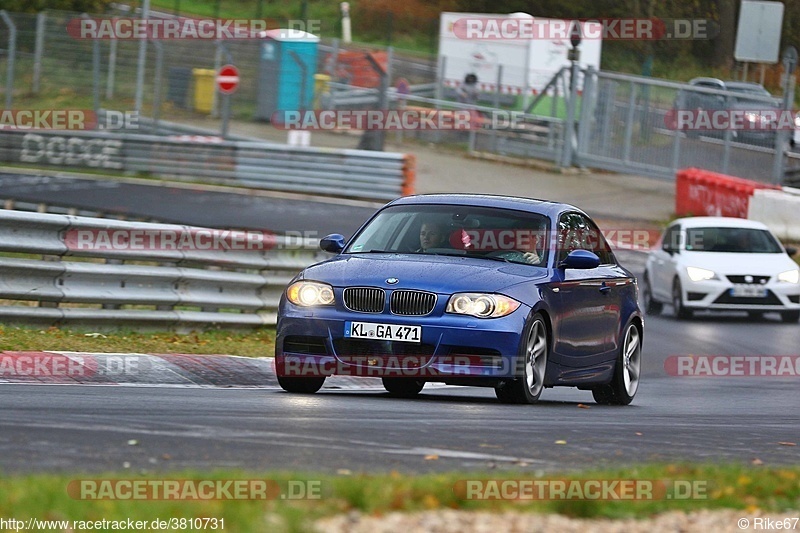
[286,281,335,306]
[446,293,521,318]
[778,269,800,284]
[686,266,717,282]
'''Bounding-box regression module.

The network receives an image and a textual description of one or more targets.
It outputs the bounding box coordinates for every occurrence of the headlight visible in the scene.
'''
[286,281,335,306]
[686,266,717,282]
[446,293,520,318]
[778,269,800,284]
[744,112,759,124]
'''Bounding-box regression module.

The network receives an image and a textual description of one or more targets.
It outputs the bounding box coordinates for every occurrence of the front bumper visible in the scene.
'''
[679,275,800,311]
[275,303,531,380]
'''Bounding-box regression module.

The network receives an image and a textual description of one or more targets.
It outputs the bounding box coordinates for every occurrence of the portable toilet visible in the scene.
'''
[256,29,320,121]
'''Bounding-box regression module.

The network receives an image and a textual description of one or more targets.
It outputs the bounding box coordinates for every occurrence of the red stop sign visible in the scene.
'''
[216,65,240,94]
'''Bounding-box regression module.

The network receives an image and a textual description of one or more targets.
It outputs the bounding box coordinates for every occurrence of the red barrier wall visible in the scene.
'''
[675,168,781,219]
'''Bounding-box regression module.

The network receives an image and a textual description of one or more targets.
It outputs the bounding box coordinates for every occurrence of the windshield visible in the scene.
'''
[685,227,783,253]
[345,204,550,266]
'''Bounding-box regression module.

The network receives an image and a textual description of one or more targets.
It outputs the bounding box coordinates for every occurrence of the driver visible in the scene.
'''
[418,221,448,252]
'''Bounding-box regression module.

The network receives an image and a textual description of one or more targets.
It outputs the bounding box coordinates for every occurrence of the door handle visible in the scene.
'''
[599,284,611,294]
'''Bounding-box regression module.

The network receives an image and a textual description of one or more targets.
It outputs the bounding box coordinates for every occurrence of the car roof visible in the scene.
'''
[672,216,771,230]
[724,81,767,89]
[387,194,579,218]
[689,77,724,86]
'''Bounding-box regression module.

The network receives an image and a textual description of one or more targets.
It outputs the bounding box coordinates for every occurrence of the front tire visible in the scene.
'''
[495,313,549,404]
[277,376,325,394]
[672,278,692,320]
[592,322,642,405]
[382,378,425,398]
[781,310,800,323]
[642,274,663,315]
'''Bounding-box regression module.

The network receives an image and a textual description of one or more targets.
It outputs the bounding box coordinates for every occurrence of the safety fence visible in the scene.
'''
[3,8,800,186]
[0,128,415,200]
[0,209,325,328]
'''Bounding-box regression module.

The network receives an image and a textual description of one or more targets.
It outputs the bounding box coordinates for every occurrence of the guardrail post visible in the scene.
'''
[0,11,17,110]
[32,12,45,94]
[559,59,580,168]
[773,72,795,184]
[134,0,150,113]
[490,65,503,152]
[106,39,118,100]
[82,13,101,119]
[575,66,596,164]
[434,55,445,143]
[152,41,163,133]
[621,81,636,163]
[721,94,733,175]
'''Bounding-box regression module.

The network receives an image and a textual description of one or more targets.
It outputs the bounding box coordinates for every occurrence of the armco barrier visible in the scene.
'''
[748,187,800,242]
[0,129,414,201]
[0,210,326,328]
[675,168,781,219]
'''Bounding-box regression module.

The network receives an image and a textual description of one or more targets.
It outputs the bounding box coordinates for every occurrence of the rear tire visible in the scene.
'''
[382,378,425,398]
[277,376,325,394]
[672,278,692,320]
[592,322,642,406]
[642,274,663,315]
[781,310,800,323]
[495,313,549,404]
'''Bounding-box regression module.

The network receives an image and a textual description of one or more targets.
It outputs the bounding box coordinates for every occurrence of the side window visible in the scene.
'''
[557,213,614,265]
[662,224,681,253]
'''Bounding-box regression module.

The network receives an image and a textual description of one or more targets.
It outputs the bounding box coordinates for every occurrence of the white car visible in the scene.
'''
[643,217,800,322]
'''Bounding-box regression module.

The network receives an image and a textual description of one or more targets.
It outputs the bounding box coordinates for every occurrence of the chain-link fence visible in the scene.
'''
[1,8,797,185]
[575,70,800,185]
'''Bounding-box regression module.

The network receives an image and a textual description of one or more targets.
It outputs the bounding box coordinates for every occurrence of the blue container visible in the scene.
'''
[256,29,320,121]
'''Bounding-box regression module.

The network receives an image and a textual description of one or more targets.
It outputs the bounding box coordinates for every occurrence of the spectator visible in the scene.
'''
[456,73,479,105]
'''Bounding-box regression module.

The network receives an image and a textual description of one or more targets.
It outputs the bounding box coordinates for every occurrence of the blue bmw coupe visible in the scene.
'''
[276,194,643,405]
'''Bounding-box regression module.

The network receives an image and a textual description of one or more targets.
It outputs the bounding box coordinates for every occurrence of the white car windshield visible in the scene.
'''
[685,227,783,253]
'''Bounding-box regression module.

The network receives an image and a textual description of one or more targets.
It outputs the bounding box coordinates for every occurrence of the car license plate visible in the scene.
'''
[730,285,768,298]
[344,322,421,343]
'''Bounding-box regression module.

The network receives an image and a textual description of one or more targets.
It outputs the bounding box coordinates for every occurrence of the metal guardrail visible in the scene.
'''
[0,129,415,201]
[0,210,326,328]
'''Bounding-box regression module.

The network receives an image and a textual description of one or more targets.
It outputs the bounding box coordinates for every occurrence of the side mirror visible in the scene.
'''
[559,249,601,270]
[786,246,798,257]
[320,234,346,253]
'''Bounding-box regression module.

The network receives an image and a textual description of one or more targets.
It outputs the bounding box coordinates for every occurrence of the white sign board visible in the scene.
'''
[735,1,784,63]
[438,12,602,95]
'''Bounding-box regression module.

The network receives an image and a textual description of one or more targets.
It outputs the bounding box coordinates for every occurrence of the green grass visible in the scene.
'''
[0,465,797,532]
[0,324,275,357]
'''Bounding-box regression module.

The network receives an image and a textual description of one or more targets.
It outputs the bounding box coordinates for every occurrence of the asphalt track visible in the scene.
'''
[1,251,798,474]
